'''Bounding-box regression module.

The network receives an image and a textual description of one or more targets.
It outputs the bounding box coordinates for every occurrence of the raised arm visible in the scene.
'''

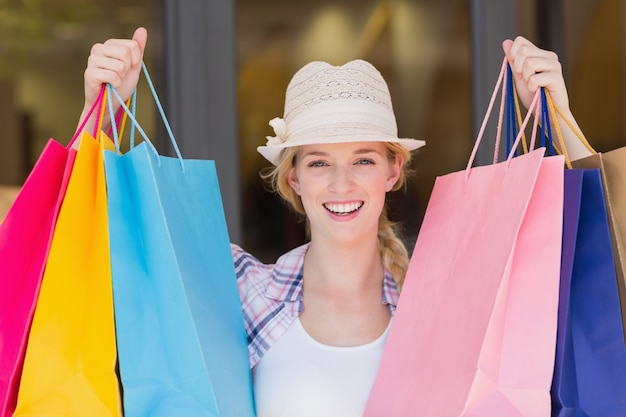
[503,36,592,161]
[78,27,148,136]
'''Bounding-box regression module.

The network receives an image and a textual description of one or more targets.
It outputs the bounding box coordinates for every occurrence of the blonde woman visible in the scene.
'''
[81,27,589,417]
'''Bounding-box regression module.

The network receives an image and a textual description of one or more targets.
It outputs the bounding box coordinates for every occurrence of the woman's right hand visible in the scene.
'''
[79,27,148,133]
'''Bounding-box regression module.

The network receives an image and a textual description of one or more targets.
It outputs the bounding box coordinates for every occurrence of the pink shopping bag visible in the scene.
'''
[364,59,564,417]
[0,87,104,417]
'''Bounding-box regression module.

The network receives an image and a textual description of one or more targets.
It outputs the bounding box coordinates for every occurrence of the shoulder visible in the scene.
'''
[231,243,276,307]
[231,243,309,305]
[231,242,308,290]
[231,243,271,280]
[231,243,308,367]
[382,269,399,316]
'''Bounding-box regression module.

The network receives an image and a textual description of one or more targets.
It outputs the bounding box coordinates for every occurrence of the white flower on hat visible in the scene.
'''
[266,117,288,146]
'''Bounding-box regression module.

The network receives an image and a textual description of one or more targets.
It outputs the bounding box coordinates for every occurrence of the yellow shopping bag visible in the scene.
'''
[13,127,122,417]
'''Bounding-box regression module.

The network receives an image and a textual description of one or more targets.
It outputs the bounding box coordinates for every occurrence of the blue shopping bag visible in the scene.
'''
[103,68,255,417]
[551,168,626,417]
[532,86,626,417]
[503,78,626,417]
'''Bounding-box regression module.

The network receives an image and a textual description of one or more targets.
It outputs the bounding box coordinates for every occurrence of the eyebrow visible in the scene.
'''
[301,148,383,158]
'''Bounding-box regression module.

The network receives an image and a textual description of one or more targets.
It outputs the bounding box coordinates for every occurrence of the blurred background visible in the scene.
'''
[0,0,624,262]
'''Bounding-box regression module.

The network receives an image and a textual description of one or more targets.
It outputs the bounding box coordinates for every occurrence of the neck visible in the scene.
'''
[304,235,383,294]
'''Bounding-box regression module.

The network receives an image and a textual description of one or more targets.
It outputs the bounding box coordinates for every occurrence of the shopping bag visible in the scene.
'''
[13,98,122,416]
[104,67,255,416]
[364,58,563,416]
[504,83,626,415]
[572,147,626,334]
[551,168,626,416]
[531,92,626,416]
[0,88,104,417]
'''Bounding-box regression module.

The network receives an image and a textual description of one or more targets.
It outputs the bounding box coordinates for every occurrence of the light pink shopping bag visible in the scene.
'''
[0,87,104,417]
[364,60,563,416]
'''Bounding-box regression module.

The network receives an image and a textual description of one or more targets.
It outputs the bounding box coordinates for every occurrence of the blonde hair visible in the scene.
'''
[260,142,412,289]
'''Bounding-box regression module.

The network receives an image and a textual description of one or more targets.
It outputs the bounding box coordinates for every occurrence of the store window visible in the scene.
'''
[562,0,625,152]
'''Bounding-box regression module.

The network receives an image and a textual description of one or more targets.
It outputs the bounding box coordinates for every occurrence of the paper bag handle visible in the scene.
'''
[68,84,105,148]
[503,77,596,169]
[107,62,184,171]
[544,90,596,168]
[465,57,541,179]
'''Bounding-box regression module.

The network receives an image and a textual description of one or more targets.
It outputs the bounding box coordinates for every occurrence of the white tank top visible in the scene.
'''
[252,317,391,417]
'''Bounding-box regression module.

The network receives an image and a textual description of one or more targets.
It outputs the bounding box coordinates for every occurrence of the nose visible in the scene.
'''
[329,165,356,193]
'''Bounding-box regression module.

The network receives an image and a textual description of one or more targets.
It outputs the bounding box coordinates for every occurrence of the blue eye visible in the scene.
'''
[308,160,328,168]
[356,158,375,165]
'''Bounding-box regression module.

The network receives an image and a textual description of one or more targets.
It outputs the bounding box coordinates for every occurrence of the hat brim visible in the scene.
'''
[257,135,425,165]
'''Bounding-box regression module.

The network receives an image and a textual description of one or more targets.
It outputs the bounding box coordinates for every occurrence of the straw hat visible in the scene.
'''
[257,59,425,165]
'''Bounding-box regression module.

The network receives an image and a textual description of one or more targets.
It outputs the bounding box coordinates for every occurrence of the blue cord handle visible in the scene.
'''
[106,87,137,154]
[541,89,547,149]
[540,88,556,156]
[504,63,554,157]
[505,64,517,156]
[106,62,185,171]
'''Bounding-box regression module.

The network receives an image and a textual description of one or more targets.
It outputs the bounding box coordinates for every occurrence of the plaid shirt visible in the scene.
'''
[231,243,400,368]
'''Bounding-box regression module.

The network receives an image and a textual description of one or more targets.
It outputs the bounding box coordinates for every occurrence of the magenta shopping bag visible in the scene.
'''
[365,60,563,417]
[0,88,104,417]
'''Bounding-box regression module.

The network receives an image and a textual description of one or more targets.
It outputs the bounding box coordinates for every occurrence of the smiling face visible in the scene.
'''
[287,141,402,245]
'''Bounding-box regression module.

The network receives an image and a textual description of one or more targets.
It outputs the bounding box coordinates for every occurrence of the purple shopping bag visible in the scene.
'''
[551,168,626,416]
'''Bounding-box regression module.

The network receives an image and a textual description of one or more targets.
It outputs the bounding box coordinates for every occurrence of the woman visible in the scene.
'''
[81,27,590,416]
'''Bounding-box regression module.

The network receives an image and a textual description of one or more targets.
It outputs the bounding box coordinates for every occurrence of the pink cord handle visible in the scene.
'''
[465,57,542,179]
[465,58,508,174]
[67,84,105,148]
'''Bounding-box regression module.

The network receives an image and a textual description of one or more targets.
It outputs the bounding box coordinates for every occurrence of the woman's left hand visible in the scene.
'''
[502,36,592,160]
[503,36,569,114]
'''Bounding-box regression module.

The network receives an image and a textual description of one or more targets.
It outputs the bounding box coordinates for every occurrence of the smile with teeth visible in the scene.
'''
[323,201,364,215]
